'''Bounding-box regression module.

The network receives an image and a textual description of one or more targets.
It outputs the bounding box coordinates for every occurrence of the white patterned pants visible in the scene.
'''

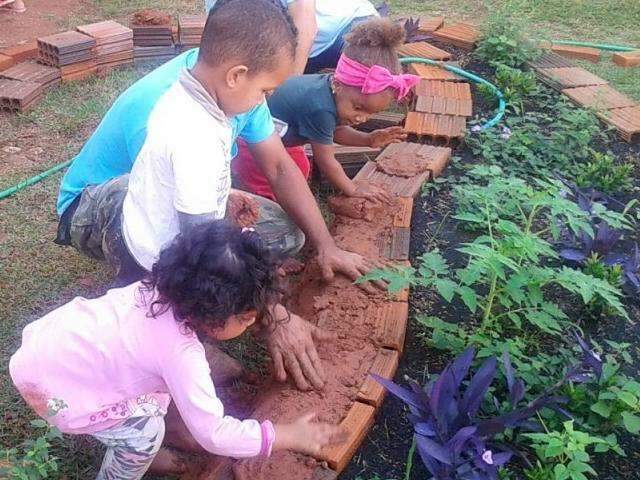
[91,408,166,479]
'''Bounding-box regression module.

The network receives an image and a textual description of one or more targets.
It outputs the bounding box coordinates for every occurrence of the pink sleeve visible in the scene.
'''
[159,341,275,458]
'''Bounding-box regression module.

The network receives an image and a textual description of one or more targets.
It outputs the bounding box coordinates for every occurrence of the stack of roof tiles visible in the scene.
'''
[131,11,175,63]
[76,20,133,74]
[432,22,480,50]
[178,15,206,50]
[37,31,97,82]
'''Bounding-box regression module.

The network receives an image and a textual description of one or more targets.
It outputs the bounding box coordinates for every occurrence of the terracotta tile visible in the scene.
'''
[0,61,60,88]
[38,31,96,54]
[613,50,640,68]
[409,63,462,82]
[528,51,574,69]
[0,78,43,112]
[356,111,405,132]
[393,197,414,228]
[60,59,97,76]
[319,402,376,473]
[597,106,640,143]
[536,67,608,90]
[61,65,97,83]
[1,41,39,62]
[371,302,408,351]
[133,45,176,58]
[179,14,206,45]
[432,22,480,50]
[76,20,133,46]
[562,85,636,111]
[551,44,600,63]
[357,349,400,407]
[390,227,411,260]
[95,40,134,57]
[417,16,444,33]
[415,95,472,116]
[398,42,451,61]
[0,54,15,71]
[405,111,466,141]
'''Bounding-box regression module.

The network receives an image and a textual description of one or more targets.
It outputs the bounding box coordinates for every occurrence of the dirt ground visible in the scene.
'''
[0,0,98,47]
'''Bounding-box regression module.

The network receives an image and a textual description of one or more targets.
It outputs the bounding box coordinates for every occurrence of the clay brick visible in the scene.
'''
[61,66,97,83]
[417,16,444,33]
[76,20,133,46]
[405,111,466,141]
[409,63,462,82]
[536,67,607,90]
[528,51,574,69]
[597,106,640,143]
[357,349,400,407]
[38,31,96,54]
[398,42,451,61]
[0,54,15,71]
[0,61,60,88]
[0,78,42,112]
[562,85,636,111]
[432,23,480,50]
[371,302,408,351]
[319,402,376,473]
[393,196,414,228]
[551,44,600,63]
[179,14,206,46]
[415,80,472,116]
[60,59,97,76]
[390,227,411,261]
[375,141,452,179]
[95,40,134,56]
[133,45,176,58]
[613,50,640,68]
[1,41,38,62]
[356,111,405,132]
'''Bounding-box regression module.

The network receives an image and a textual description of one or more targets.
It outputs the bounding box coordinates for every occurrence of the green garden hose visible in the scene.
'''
[0,58,506,202]
[400,56,506,129]
[549,40,637,53]
[0,159,73,201]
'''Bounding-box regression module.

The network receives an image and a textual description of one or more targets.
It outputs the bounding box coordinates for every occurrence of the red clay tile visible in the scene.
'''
[393,197,414,228]
[415,80,472,116]
[528,51,574,69]
[409,63,462,82]
[432,22,480,50]
[417,16,444,33]
[398,42,451,61]
[38,31,96,67]
[76,20,133,46]
[551,44,600,63]
[1,41,39,62]
[353,162,427,198]
[613,50,640,68]
[597,106,640,143]
[0,61,60,88]
[371,302,408,352]
[562,85,636,111]
[405,111,466,141]
[0,54,16,72]
[357,349,399,407]
[319,402,376,473]
[536,67,608,90]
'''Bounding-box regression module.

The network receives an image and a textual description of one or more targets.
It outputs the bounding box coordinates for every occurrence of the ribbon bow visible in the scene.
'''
[334,54,419,100]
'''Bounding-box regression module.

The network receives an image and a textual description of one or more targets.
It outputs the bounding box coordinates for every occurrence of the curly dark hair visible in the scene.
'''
[140,220,283,334]
[199,0,298,74]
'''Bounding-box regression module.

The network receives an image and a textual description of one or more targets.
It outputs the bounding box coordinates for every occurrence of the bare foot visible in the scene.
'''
[148,447,186,476]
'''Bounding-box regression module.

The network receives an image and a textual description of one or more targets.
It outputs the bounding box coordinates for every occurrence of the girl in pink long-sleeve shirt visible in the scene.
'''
[10,220,344,479]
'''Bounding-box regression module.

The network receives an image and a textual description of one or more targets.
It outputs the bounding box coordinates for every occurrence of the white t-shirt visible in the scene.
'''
[204,0,378,58]
[122,75,233,270]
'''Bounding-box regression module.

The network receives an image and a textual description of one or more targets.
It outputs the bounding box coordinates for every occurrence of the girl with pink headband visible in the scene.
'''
[233,18,419,204]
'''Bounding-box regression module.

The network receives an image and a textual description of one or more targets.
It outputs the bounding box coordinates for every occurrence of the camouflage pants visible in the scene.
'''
[67,174,305,285]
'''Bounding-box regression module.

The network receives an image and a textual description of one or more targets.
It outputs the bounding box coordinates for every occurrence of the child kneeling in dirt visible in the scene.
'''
[10,220,345,479]
[233,17,419,202]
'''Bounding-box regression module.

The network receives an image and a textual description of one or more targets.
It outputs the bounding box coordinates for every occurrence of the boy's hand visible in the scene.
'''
[274,413,347,456]
[367,126,407,148]
[266,307,336,391]
[350,182,392,204]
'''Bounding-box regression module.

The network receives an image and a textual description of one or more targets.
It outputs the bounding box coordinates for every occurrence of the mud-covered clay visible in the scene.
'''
[131,9,171,25]
[226,192,260,228]
[327,196,387,222]
[375,151,432,177]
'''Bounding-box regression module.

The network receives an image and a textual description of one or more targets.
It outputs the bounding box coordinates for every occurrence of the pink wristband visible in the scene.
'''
[259,420,275,457]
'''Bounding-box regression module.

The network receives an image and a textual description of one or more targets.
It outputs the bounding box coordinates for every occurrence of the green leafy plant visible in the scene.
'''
[575,152,634,194]
[475,9,539,67]
[0,420,62,480]
[523,421,623,480]
[581,255,624,318]
[480,64,538,114]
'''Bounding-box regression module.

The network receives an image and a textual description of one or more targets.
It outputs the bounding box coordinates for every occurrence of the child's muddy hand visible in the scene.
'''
[368,126,407,148]
[351,183,392,205]
[274,413,347,456]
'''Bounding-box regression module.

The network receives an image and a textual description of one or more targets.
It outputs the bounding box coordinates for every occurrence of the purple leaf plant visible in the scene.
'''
[373,340,603,479]
[403,17,432,43]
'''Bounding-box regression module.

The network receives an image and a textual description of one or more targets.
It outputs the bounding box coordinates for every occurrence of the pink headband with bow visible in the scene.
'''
[334,54,419,100]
